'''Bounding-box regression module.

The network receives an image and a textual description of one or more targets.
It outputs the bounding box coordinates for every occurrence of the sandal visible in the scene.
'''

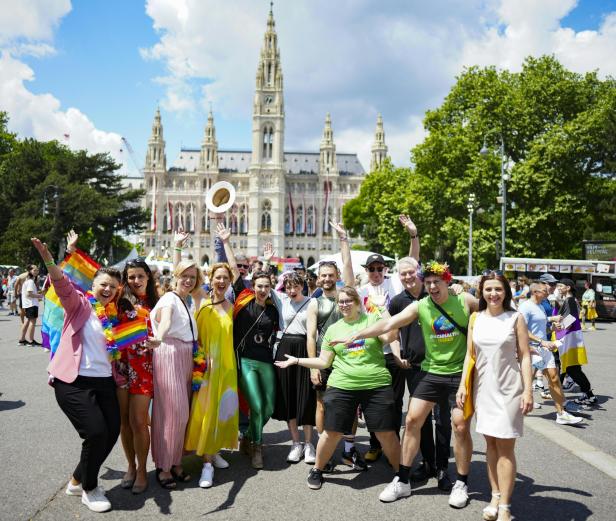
[170,467,191,482]
[483,492,501,521]
[156,468,177,489]
[497,504,514,521]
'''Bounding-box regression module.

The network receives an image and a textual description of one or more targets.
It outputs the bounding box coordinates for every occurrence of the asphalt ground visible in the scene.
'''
[0,311,614,521]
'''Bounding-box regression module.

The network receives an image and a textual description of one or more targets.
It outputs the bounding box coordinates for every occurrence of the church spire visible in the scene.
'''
[320,113,337,175]
[200,108,218,172]
[145,106,166,172]
[370,113,388,171]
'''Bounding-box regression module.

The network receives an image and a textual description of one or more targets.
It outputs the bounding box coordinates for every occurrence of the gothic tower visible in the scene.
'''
[145,107,166,173]
[318,113,339,251]
[248,4,286,255]
[199,109,219,174]
[370,113,388,171]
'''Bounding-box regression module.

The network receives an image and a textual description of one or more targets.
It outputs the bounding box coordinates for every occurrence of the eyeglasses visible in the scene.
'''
[338,299,355,306]
[482,269,504,276]
[367,267,384,273]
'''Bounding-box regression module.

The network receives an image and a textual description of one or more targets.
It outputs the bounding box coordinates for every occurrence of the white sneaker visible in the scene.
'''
[81,487,111,513]
[287,442,304,463]
[556,411,583,425]
[379,476,411,502]
[448,481,469,508]
[199,463,214,488]
[212,453,229,469]
[533,378,545,390]
[533,402,542,410]
[304,442,316,464]
[65,480,83,496]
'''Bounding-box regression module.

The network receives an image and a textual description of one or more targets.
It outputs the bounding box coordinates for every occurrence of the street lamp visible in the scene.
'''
[467,192,476,276]
[480,131,507,259]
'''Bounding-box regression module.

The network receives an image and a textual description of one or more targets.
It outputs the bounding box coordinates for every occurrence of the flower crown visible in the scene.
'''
[423,260,452,283]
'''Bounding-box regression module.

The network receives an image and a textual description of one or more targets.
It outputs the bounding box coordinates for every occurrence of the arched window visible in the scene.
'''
[186,203,196,233]
[261,199,272,231]
[323,206,334,235]
[201,206,210,233]
[230,204,238,234]
[284,205,292,235]
[306,206,315,236]
[262,125,273,159]
[174,203,184,231]
[239,204,247,234]
[295,205,304,234]
[162,208,169,232]
[308,256,315,267]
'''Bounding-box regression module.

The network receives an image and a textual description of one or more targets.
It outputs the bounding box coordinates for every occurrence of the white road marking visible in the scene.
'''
[526,416,616,480]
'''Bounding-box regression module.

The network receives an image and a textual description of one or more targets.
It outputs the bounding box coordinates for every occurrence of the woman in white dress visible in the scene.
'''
[457,272,533,521]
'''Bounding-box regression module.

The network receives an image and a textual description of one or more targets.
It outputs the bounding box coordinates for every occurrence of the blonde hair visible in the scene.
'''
[209,262,233,281]
[173,260,204,293]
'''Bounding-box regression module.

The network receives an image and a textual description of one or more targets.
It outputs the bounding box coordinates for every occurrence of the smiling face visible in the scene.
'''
[424,275,448,304]
[338,289,360,320]
[211,267,231,294]
[92,273,121,306]
[285,282,304,301]
[126,267,149,296]
[483,279,505,310]
[175,267,198,295]
[398,262,418,291]
[365,262,385,285]
[318,265,338,292]
[253,275,271,304]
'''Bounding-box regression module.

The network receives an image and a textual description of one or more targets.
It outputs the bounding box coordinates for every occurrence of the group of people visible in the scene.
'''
[25,214,598,520]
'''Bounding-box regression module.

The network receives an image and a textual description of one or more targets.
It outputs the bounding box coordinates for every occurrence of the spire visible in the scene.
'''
[256,1,282,90]
[145,106,166,172]
[320,113,337,174]
[370,113,388,171]
[200,108,218,172]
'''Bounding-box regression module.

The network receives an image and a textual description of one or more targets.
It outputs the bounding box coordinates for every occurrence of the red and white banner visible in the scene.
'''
[288,191,295,233]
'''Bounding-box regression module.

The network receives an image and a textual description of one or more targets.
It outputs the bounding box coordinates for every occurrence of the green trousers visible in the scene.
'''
[239,358,276,444]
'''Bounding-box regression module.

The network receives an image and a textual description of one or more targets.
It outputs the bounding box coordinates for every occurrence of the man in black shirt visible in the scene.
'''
[388,257,452,491]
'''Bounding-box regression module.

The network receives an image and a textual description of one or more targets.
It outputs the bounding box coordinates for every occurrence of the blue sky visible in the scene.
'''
[1,0,616,175]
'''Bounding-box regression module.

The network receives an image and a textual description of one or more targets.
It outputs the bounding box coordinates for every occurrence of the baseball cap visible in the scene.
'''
[559,278,576,290]
[539,273,558,284]
[363,254,385,267]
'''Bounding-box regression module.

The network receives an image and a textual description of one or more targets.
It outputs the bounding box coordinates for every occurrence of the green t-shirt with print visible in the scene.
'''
[321,313,391,390]
[418,294,469,375]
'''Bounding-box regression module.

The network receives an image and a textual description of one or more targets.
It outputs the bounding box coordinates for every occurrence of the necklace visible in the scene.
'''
[86,291,121,361]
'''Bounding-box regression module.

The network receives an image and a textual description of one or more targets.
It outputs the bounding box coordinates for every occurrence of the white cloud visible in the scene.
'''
[0,0,136,176]
[142,0,616,169]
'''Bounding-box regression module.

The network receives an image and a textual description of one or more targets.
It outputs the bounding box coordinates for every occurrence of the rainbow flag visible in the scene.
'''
[42,249,100,357]
[113,307,149,350]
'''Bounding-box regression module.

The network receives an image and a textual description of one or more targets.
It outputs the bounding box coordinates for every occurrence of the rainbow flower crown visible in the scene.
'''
[422,260,452,283]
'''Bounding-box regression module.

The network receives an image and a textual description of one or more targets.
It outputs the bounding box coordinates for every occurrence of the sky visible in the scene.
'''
[1,0,616,177]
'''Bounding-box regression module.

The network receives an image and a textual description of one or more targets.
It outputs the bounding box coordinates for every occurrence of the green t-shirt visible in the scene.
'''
[418,294,469,375]
[321,313,391,390]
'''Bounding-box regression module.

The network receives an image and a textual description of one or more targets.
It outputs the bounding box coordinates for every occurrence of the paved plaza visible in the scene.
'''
[0,313,614,521]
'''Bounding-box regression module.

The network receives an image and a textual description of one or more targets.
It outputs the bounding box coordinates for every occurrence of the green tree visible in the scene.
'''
[344,56,616,272]
[0,113,147,265]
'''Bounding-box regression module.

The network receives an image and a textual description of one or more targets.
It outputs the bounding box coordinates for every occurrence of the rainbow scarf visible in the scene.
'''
[43,249,100,357]
[86,291,121,361]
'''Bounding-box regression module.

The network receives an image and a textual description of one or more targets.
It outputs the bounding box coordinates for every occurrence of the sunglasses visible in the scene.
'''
[367,267,384,273]
[126,258,149,268]
[237,264,250,269]
[319,260,338,267]
[482,269,504,276]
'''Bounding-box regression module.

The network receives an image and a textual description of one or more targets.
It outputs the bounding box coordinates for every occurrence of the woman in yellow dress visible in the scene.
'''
[185,263,239,489]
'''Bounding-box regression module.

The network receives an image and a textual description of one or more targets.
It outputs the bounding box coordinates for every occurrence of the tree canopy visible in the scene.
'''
[0,113,147,266]
[343,56,616,272]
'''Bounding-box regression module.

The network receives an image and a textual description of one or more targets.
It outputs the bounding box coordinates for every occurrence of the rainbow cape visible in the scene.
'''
[552,303,588,374]
[43,249,100,357]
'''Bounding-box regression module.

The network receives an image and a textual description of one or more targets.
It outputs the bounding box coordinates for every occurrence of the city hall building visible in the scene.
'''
[142,6,388,267]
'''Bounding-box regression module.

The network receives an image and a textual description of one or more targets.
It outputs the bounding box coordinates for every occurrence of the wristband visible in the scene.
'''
[174,247,183,252]
[296,357,300,366]
[409,234,418,239]
[44,260,55,267]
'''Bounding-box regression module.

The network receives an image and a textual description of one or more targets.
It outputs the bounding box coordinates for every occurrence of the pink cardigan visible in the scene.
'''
[47,274,96,383]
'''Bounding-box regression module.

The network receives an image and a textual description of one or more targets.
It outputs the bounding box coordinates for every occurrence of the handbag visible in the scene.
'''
[463,312,478,420]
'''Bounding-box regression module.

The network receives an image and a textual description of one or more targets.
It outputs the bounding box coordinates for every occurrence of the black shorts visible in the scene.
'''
[412,371,461,408]
[24,306,39,320]
[314,367,332,392]
[323,386,396,433]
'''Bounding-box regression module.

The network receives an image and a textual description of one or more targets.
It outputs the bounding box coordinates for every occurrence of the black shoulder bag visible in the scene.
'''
[430,297,468,337]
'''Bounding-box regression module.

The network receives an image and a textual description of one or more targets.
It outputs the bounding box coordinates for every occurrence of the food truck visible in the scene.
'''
[499,257,616,320]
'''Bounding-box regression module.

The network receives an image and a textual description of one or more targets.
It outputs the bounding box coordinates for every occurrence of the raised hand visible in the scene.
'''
[31,238,53,263]
[329,221,348,240]
[399,214,418,236]
[66,229,78,254]
[370,285,387,308]
[216,222,231,242]
[263,242,276,262]
[174,228,190,248]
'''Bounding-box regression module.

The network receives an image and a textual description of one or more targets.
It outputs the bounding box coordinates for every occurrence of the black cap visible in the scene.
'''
[363,254,385,267]
[559,278,575,290]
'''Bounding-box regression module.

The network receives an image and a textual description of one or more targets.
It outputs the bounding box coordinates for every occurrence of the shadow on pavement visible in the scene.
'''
[0,399,25,411]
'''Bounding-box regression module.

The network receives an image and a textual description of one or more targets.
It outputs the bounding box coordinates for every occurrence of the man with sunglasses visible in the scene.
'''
[305,222,362,469]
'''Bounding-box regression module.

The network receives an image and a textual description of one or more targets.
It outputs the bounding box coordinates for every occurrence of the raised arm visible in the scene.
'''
[173,228,190,269]
[263,242,275,275]
[329,221,354,287]
[31,238,63,282]
[399,214,420,261]
[216,223,239,281]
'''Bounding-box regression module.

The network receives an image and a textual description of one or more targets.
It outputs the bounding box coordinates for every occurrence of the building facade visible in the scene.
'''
[142,7,388,267]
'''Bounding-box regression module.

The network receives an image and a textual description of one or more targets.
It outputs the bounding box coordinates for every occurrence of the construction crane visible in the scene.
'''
[118,136,142,177]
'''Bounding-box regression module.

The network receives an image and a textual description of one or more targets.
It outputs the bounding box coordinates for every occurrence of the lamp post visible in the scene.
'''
[480,132,507,260]
[42,185,62,261]
[467,192,476,276]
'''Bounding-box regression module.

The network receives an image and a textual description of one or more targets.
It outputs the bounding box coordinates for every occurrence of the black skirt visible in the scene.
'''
[272,334,317,425]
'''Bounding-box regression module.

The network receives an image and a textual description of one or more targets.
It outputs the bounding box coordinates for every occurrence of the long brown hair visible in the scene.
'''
[478,272,515,312]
